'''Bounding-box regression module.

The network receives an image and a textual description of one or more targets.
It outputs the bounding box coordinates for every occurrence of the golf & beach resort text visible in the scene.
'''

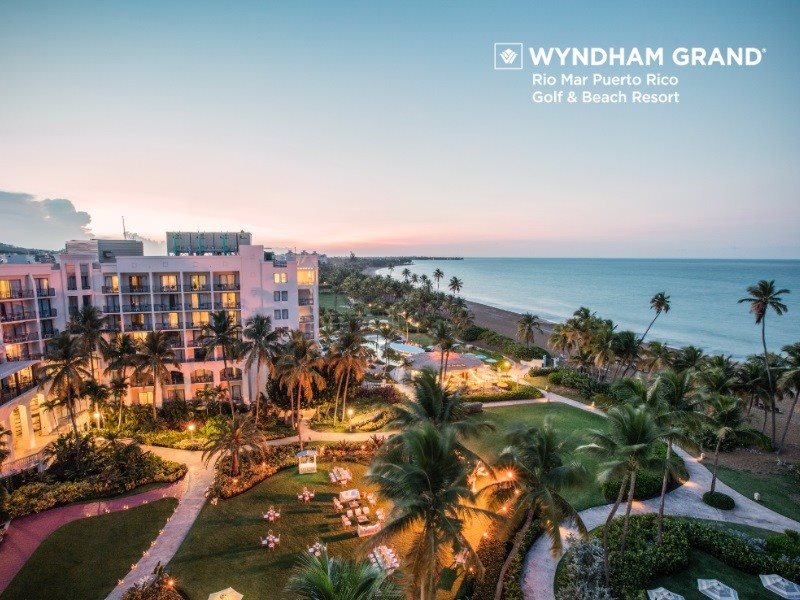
[533,73,680,104]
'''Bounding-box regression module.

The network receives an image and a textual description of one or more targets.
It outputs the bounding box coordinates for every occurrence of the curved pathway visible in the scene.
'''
[520,391,800,600]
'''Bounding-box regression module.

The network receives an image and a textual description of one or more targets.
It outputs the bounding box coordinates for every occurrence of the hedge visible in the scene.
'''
[601,445,687,502]
[702,490,735,510]
[545,368,609,398]
[463,385,543,404]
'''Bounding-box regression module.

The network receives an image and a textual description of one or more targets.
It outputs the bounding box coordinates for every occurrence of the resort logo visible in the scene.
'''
[494,43,523,70]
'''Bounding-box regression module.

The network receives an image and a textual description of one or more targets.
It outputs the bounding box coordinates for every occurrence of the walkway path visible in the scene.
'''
[520,391,800,600]
[105,447,214,600]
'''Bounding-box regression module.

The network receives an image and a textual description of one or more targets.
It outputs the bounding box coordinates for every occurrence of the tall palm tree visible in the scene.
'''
[330,323,369,424]
[134,331,179,421]
[410,273,419,286]
[68,305,107,380]
[578,404,662,581]
[448,276,463,295]
[285,549,401,600]
[670,345,705,373]
[705,395,767,492]
[103,333,138,427]
[639,292,670,347]
[430,320,454,381]
[649,370,703,543]
[202,414,268,477]
[517,313,543,348]
[375,321,396,379]
[276,331,326,435]
[401,268,411,283]
[200,310,243,415]
[484,422,587,600]
[777,343,800,453]
[432,268,444,290]
[367,424,494,600]
[243,314,280,421]
[42,332,92,458]
[738,280,790,438]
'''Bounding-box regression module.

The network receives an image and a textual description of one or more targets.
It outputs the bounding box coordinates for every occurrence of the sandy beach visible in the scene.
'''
[465,299,558,352]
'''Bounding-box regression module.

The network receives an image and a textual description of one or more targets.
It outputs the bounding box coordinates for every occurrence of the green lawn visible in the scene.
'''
[169,463,391,600]
[649,548,765,599]
[319,290,353,314]
[525,375,589,403]
[473,403,610,510]
[715,465,800,522]
[2,498,178,600]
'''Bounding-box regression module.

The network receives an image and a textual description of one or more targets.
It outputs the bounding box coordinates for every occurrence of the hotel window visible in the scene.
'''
[282,309,289,320]
[105,275,119,291]
[35,278,49,293]
[190,275,207,290]
[168,312,180,328]
[138,391,154,405]
[161,275,178,291]
[0,280,11,297]
[273,291,288,302]
[188,293,199,309]
[297,269,315,285]
[81,275,90,289]
[273,272,287,284]
[67,275,77,291]
[220,292,237,308]
[273,309,282,320]
[217,273,236,287]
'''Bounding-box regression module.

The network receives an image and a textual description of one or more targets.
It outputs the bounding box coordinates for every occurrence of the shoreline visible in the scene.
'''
[465,299,558,352]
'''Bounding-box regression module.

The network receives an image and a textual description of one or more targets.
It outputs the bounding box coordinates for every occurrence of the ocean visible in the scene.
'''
[377,258,800,360]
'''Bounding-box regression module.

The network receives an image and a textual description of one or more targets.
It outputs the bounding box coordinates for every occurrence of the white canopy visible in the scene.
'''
[760,574,800,599]
[339,489,361,502]
[208,588,243,600]
[647,588,685,600]
[408,351,483,373]
[698,579,739,600]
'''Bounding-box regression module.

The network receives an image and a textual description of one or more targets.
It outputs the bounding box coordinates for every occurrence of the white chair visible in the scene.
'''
[355,507,362,516]
[363,506,370,515]
[342,515,352,527]
[347,509,354,518]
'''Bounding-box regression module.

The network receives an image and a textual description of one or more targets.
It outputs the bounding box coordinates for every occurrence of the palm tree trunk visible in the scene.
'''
[602,472,629,585]
[151,364,158,421]
[254,364,261,422]
[620,469,638,556]
[222,351,235,417]
[777,392,798,454]
[341,368,352,423]
[296,381,303,432]
[494,510,535,600]
[331,374,344,423]
[231,447,240,476]
[657,441,672,545]
[710,437,723,493]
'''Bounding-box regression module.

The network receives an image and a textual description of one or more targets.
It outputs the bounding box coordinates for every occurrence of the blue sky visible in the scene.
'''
[0,1,798,257]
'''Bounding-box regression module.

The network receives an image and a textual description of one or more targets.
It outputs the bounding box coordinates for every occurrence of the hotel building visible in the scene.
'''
[0,232,318,471]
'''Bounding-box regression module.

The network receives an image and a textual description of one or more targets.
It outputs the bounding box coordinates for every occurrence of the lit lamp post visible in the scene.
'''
[347,408,354,432]
[187,423,196,440]
[93,410,101,429]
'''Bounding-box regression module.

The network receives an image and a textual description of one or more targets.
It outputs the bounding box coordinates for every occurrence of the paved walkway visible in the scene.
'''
[520,391,800,600]
[105,447,214,600]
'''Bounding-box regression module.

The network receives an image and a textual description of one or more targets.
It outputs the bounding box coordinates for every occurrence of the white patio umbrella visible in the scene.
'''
[647,587,685,600]
[208,588,243,600]
[698,579,739,600]
[760,574,800,599]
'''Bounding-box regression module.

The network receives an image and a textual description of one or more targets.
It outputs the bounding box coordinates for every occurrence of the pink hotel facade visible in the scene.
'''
[0,232,319,469]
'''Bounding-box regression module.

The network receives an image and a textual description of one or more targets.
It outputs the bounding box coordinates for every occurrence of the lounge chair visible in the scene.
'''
[347,509,354,518]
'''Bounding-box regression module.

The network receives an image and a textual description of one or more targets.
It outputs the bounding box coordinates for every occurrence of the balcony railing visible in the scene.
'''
[102,285,120,294]
[2,332,40,343]
[1,311,37,323]
[126,323,149,331]
[214,283,240,291]
[220,372,242,381]
[41,329,58,340]
[104,305,121,313]
[186,322,209,329]
[5,353,43,362]
[298,297,314,306]
[152,303,183,312]
[0,380,38,404]
[185,303,213,311]
[0,289,35,300]
[39,308,57,319]
[157,284,181,293]
[190,375,214,384]
[104,324,122,332]
[121,285,150,293]
[36,287,56,297]
[219,302,241,309]
[299,316,315,324]
[155,322,183,330]
[122,304,151,313]
[187,283,210,292]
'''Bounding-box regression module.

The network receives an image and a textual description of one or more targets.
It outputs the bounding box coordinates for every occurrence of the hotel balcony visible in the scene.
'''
[104,323,122,332]
[0,289,35,300]
[102,285,120,294]
[152,303,183,312]
[298,297,314,306]
[121,285,150,294]
[122,304,152,313]
[39,308,57,319]
[125,322,150,332]
[2,331,40,343]
[36,288,56,297]
[214,283,240,291]
[157,284,182,293]
[299,315,315,324]
[186,283,210,292]
[190,373,214,384]
[1,311,38,323]
[5,352,43,362]
[154,321,183,331]
[104,305,121,313]
[219,302,241,309]
[185,303,213,311]
[41,329,58,340]
[1,379,38,405]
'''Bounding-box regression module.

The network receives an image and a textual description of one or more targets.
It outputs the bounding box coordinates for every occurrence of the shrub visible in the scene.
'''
[555,537,613,600]
[529,366,558,377]
[766,530,800,559]
[547,368,609,398]
[502,341,549,361]
[601,445,687,502]
[459,325,488,342]
[353,385,407,405]
[463,385,543,404]
[702,491,735,510]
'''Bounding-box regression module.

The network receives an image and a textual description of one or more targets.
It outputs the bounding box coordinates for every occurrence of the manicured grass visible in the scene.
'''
[408,332,434,347]
[715,465,800,522]
[473,403,610,510]
[526,375,589,403]
[649,548,765,599]
[3,498,178,600]
[319,290,353,314]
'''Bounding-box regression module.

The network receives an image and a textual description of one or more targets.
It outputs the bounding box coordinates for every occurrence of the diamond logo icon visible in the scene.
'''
[494,43,523,70]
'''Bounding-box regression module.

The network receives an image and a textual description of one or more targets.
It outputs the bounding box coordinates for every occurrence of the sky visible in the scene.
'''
[0,1,798,257]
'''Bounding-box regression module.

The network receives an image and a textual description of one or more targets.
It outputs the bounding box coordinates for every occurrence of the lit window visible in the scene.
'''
[297,269,315,285]
[273,272,287,284]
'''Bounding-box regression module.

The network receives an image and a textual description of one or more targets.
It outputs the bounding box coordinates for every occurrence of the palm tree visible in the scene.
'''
[517,313,543,348]
[243,314,280,421]
[448,276,463,295]
[738,279,790,440]
[410,273,419,286]
[670,345,705,373]
[578,403,662,580]
[68,305,107,380]
[484,422,587,600]
[202,414,268,476]
[367,424,494,600]
[433,268,444,290]
[705,395,767,492]
[103,333,138,427]
[41,332,92,458]
[639,292,670,346]
[777,343,800,453]
[401,268,411,283]
[330,323,369,424]
[285,549,402,600]
[649,370,703,543]
[276,331,326,435]
[430,320,454,381]
[375,321,396,379]
[0,424,11,463]
[200,310,243,415]
[133,331,179,421]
